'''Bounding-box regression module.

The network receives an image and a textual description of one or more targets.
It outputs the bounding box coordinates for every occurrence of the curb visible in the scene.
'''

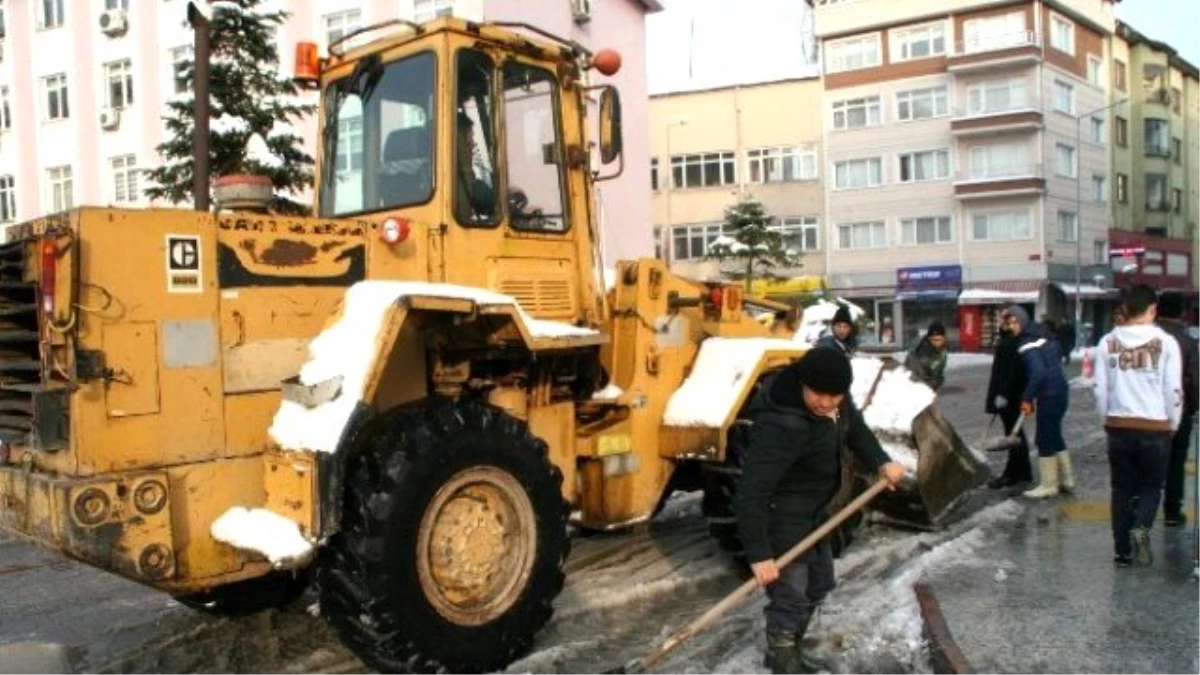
[913,580,974,674]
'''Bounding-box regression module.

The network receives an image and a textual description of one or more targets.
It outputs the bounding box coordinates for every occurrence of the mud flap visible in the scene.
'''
[872,405,990,528]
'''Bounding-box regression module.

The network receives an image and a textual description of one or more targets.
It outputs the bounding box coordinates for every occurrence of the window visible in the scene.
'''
[1167,252,1189,276]
[1049,14,1074,55]
[1053,80,1074,114]
[971,210,1030,241]
[653,226,663,260]
[826,34,881,73]
[1114,116,1128,146]
[900,216,952,245]
[772,216,820,253]
[1145,119,1169,156]
[0,176,14,223]
[41,74,68,120]
[837,221,887,249]
[1146,173,1168,210]
[39,0,64,29]
[319,51,435,218]
[1171,87,1182,115]
[890,21,946,62]
[323,9,361,48]
[833,157,882,189]
[414,0,454,22]
[104,59,134,109]
[1172,137,1182,164]
[451,50,496,224]
[671,152,736,189]
[896,86,948,120]
[832,96,881,129]
[110,155,137,203]
[898,149,949,182]
[170,46,193,94]
[1116,173,1128,204]
[967,78,1028,114]
[1057,210,1078,241]
[962,12,1026,53]
[650,158,658,191]
[0,86,9,131]
[1173,188,1183,213]
[105,0,128,9]
[1088,56,1104,86]
[748,146,818,183]
[1113,59,1127,91]
[47,166,72,212]
[671,222,730,261]
[1055,143,1076,178]
[1094,240,1108,265]
[502,60,568,232]
[968,142,1030,179]
[1090,116,1105,144]
[1092,175,1106,203]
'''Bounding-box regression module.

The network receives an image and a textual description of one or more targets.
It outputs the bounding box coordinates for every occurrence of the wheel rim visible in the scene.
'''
[416,466,537,626]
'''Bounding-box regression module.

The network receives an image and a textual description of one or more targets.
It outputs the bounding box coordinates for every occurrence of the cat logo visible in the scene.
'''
[166,235,202,293]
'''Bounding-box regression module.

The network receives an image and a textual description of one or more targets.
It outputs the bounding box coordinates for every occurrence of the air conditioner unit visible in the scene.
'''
[99,108,120,131]
[570,0,592,24]
[99,9,128,37]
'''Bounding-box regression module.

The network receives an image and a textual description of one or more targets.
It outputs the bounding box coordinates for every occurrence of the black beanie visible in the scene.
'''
[832,305,853,326]
[796,347,853,395]
[927,322,946,337]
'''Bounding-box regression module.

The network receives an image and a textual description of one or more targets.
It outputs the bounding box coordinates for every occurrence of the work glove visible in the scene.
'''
[993,395,1008,409]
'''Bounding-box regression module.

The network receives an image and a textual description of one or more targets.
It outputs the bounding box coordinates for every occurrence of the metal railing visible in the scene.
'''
[953,31,1041,57]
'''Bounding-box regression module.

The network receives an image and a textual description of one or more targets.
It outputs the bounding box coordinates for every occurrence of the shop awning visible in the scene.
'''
[1055,283,1117,298]
[958,280,1043,305]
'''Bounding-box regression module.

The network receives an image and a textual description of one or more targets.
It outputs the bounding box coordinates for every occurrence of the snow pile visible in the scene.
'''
[793,298,866,346]
[210,114,250,135]
[270,281,599,452]
[245,133,282,169]
[267,120,301,141]
[211,507,313,566]
[663,338,802,427]
[945,352,994,370]
[850,358,936,434]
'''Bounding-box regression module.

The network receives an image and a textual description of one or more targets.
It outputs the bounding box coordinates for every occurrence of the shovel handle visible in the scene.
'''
[1007,412,1026,438]
[634,478,891,673]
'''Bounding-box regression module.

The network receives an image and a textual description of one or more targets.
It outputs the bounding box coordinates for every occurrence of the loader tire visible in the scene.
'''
[173,569,311,617]
[701,419,750,555]
[317,399,569,674]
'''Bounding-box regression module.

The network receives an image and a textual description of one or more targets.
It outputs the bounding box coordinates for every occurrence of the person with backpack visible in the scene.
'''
[1156,294,1198,527]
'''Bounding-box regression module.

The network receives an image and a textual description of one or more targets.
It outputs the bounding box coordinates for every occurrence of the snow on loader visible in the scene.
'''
[0,11,983,674]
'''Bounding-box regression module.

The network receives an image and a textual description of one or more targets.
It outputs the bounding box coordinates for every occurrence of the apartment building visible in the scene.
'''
[0,0,659,264]
[813,0,1119,349]
[650,77,826,295]
[1107,20,1199,305]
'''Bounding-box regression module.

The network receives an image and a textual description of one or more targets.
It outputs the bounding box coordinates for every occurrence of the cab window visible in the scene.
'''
[502,61,568,232]
[454,50,499,225]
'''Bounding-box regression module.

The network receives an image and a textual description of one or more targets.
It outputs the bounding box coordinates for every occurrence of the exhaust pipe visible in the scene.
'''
[186,2,211,212]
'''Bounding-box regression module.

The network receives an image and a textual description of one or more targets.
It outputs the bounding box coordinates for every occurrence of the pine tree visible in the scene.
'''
[706,195,801,291]
[144,0,316,214]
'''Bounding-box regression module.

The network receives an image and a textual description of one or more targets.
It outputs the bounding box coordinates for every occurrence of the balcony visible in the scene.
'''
[951,104,1043,137]
[948,31,1042,73]
[953,164,1045,199]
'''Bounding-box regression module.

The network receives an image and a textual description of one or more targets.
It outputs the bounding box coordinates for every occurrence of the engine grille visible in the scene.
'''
[0,240,42,444]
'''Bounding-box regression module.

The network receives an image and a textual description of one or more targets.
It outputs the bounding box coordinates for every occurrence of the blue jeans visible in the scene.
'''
[1035,391,1069,456]
[1107,427,1170,557]
[764,542,836,634]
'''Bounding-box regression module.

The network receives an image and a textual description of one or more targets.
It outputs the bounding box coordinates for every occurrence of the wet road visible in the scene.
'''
[1,360,1196,673]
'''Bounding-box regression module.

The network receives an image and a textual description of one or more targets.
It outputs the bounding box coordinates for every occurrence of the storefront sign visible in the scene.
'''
[1109,246,1146,257]
[896,265,962,299]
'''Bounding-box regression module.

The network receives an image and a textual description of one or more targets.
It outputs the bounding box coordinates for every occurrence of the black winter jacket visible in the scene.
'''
[985,332,1026,413]
[904,337,947,391]
[1159,318,1199,414]
[735,370,891,564]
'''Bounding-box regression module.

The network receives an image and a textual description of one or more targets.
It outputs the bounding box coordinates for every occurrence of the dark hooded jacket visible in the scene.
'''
[734,364,890,565]
[1005,305,1067,402]
[905,336,948,391]
[985,330,1026,413]
[1159,317,1199,415]
[815,305,859,356]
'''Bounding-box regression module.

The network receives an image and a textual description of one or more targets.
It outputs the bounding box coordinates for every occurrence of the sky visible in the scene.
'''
[646,0,1200,95]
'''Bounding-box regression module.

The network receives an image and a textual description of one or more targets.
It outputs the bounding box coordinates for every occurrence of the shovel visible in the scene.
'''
[606,478,892,674]
[983,412,1026,452]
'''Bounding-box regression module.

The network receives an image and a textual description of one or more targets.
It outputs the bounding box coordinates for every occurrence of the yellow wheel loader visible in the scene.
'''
[0,14,986,673]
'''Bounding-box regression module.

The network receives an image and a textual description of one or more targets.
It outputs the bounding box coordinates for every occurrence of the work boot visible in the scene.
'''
[1023,457,1060,499]
[765,631,804,674]
[1130,527,1153,566]
[793,613,831,674]
[1056,451,1075,494]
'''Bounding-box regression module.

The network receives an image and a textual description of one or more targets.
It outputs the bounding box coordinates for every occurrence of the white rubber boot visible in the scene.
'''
[1056,451,1075,494]
[1023,457,1060,499]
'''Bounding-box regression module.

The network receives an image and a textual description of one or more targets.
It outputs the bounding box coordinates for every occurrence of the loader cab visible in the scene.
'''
[311,18,624,327]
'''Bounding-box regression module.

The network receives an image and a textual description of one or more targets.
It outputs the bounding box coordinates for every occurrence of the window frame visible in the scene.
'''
[770,216,821,253]
[1113,59,1127,91]
[110,154,138,203]
[322,9,363,50]
[1054,142,1077,178]
[968,141,1030,180]
[1144,118,1170,157]
[1116,173,1128,204]
[670,151,737,189]
[895,86,948,121]
[41,73,68,121]
[1089,116,1105,145]
[969,208,1032,242]
[169,46,193,95]
[897,148,950,183]
[966,77,1028,115]
[38,0,64,29]
[1114,116,1128,147]
[0,85,10,131]
[0,175,15,223]
[825,33,881,74]
[1145,172,1168,211]
[899,215,953,246]
[1052,79,1074,114]
[962,11,1026,53]
[103,58,134,110]
[1092,174,1107,203]
[46,165,72,212]
[670,222,731,261]
[836,220,887,250]
[1056,210,1078,242]
[650,157,659,191]
[1087,55,1104,86]
[414,0,455,23]
[832,157,883,190]
[1049,13,1075,55]
[746,145,818,183]
[888,20,947,62]
[831,95,882,130]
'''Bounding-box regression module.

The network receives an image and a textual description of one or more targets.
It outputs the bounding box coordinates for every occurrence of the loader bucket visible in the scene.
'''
[871,404,990,528]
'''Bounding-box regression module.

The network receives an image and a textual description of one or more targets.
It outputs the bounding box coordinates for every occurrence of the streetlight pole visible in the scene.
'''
[1075,97,1127,349]
[663,118,689,268]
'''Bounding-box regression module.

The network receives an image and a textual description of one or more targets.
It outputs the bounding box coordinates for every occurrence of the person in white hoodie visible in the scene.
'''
[1094,284,1184,567]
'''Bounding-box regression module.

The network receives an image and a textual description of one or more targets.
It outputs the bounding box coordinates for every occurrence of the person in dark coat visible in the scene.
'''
[1005,305,1072,498]
[815,305,858,356]
[736,348,906,674]
[1156,294,1199,527]
[904,322,949,391]
[985,314,1033,488]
